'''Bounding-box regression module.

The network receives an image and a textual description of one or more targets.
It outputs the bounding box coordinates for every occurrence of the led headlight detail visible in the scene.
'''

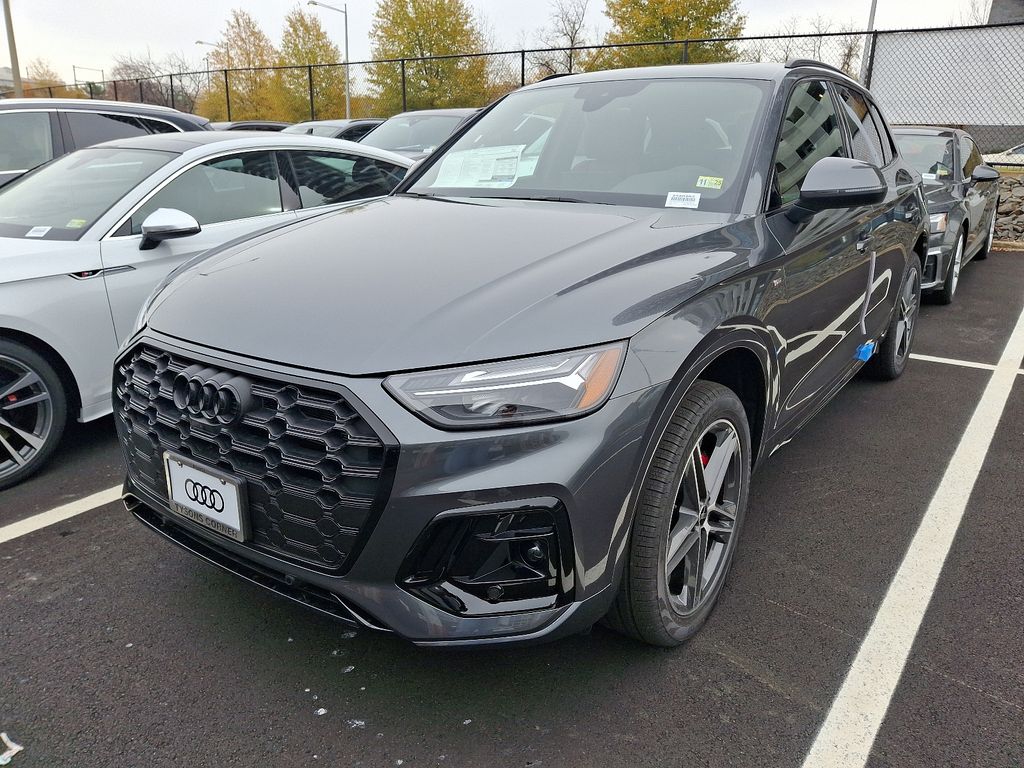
[384,342,626,428]
[929,212,948,234]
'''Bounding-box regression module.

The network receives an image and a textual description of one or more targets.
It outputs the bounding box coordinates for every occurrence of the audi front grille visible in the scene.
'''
[114,344,395,573]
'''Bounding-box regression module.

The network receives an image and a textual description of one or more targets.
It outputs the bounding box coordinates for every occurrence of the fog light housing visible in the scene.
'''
[398,500,574,616]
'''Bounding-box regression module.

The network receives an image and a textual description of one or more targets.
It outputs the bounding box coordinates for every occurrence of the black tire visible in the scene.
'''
[604,380,751,647]
[975,204,997,260]
[0,340,68,490]
[935,232,964,306]
[865,259,921,381]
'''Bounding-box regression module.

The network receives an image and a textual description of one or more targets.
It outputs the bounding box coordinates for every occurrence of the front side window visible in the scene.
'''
[0,147,175,240]
[960,137,982,178]
[834,85,885,167]
[130,151,283,234]
[894,134,955,182]
[0,112,53,172]
[773,80,845,206]
[285,150,406,207]
[408,78,770,213]
[65,111,148,147]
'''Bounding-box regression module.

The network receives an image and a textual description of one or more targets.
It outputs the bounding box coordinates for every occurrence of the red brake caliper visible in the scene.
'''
[700,453,710,467]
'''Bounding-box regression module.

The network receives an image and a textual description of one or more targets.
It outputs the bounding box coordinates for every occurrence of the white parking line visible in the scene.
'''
[802,303,1024,767]
[0,485,121,545]
[909,352,997,371]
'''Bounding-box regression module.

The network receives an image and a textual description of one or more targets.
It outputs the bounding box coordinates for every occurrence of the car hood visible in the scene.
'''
[147,196,754,376]
[922,183,957,212]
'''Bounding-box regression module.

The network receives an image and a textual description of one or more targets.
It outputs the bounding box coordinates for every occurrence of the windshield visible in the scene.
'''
[895,134,956,182]
[0,147,175,240]
[361,114,465,154]
[407,78,769,212]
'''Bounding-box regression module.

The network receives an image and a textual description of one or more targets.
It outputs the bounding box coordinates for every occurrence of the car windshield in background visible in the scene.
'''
[895,134,956,182]
[407,78,769,212]
[0,147,175,240]
[361,115,465,154]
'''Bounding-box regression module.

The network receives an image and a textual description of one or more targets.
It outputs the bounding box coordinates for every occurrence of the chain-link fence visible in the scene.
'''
[3,22,1022,161]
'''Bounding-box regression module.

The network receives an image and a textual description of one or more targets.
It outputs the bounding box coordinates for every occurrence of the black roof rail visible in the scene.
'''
[785,58,847,75]
[539,72,573,82]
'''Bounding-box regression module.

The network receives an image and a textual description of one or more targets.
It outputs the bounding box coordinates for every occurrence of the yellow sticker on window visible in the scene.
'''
[696,176,724,190]
[66,219,88,229]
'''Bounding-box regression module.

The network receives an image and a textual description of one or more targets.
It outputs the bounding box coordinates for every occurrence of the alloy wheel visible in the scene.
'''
[0,356,55,483]
[665,418,743,615]
[894,269,921,364]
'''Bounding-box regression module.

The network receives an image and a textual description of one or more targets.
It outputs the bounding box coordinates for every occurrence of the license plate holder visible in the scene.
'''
[163,451,248,543]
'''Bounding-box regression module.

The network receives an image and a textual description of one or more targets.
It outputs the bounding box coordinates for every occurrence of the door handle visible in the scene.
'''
[856,233,873,253]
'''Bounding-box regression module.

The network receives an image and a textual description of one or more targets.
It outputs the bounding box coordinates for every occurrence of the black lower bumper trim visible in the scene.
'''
[127,493,391,633]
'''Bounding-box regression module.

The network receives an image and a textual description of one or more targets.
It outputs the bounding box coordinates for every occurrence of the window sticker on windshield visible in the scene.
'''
[432,145,526,189]
[696,176,724,190]
[25,226,51,238]
[665,192,701,209]
[66,218,88,229]
[922,173,937,181]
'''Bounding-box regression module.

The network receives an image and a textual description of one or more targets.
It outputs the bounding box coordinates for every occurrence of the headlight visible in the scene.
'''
[929,212,948,233]
[384,342,626,429]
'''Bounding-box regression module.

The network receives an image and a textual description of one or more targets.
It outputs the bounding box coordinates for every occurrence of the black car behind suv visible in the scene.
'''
[0,98,211,186]
[118,60,926,647]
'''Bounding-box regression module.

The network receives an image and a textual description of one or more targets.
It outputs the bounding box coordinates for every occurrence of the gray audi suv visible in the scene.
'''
[116,61,926,647]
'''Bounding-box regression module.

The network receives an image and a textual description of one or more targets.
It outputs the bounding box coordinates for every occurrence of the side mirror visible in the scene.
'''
[971,165,1000,184]
[793,157,887,219]
[139,208,201,251]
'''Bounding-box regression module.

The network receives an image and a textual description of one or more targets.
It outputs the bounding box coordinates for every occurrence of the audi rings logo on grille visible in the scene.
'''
[184,478,225,512]
[172,367,253,424]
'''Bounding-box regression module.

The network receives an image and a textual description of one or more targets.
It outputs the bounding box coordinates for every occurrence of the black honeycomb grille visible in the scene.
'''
[115,345,392,573]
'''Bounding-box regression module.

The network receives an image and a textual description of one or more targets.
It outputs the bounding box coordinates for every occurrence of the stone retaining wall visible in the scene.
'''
[996,171,1024,243]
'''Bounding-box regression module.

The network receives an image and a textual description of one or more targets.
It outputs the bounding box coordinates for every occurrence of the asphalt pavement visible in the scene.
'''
[0,249,1021,767]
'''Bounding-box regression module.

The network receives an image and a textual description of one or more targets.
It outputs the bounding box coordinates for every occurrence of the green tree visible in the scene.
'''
[367,0,490,114]
[597,0,746,68]
[279,6,348,121]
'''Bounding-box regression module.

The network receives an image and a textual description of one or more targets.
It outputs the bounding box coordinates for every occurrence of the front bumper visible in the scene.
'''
[118,332,663,646]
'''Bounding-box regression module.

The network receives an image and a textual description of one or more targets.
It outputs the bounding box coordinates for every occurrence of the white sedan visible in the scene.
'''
[0,132,412,488]
[983,142,1024,166]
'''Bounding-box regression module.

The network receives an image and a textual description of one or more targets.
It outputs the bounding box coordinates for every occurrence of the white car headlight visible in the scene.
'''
[384,342,626,429]
[929,212,948,234]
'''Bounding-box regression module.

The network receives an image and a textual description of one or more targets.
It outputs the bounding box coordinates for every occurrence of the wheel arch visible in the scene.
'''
[0,327,82,417]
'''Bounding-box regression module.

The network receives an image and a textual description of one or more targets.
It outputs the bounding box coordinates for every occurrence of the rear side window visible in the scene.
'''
[773,80,845,206]
[66,111,148,147]
[136,117,180,135]
[286,150,406,207]
[0,112,54,172]
[338,123,378,141]
[834,85,885,167]
[130,151,283,233]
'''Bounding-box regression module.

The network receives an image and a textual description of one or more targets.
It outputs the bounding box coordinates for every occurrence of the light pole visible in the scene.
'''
[859,0,879,83]
[308,0,350,119]
[196,39,230,69]
[2,0,22,96]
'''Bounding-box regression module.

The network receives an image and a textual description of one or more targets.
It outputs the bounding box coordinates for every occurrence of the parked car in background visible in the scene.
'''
[283,118,384,142]
[209,121,291,131]
[983,142,1024,166]
[118,61,926,648]
[0,132,411,489]
[0,99,210,187]
[894,127,1000,304]
[359,108,478,159]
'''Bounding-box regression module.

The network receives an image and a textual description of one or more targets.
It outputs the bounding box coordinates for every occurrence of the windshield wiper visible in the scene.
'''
[481,195,613,205]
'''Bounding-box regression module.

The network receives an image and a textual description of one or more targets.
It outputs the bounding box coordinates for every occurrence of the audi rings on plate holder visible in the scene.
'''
[172,365,253,424]
[184,478,225,512]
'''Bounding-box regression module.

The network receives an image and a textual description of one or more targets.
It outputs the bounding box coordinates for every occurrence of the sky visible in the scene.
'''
[2,0,978,84]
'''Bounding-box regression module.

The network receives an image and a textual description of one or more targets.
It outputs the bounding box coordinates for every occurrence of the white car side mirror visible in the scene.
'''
[140,208,201,251]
